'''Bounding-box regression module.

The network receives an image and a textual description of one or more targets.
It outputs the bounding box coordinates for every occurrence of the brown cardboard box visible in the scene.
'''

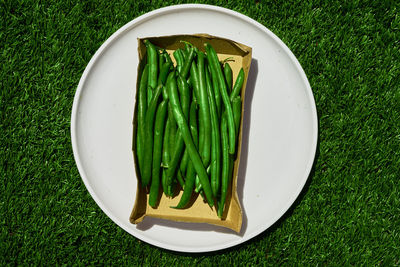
[130,34,252,233]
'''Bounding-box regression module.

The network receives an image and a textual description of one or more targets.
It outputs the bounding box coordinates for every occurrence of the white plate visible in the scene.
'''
[71,4,318,253]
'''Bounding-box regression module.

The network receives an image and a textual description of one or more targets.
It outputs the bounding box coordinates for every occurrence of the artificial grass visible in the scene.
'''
[1,0,399,265]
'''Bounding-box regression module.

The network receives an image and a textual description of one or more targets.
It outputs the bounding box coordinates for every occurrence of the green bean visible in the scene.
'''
[197,51,211,167]
[163,51,173,68]
[218,113,230,218]
[177,78,194,175]
[136,64,149,180]
[158,63,171,100]
[179,149,189,175]
[230,97,242,196]
[181,47,195,79]
[232,96,242,139]
[172,101,199,208]
[144,40,158,90]
[166,104,176,196]
[168,103,177,156]
[176,170,185,188]
[224,62,233,92]
[189,101,199,147]
[190,61,201,106]
[195,165,211,193]
[230,68,245,101]
[166,72,214,207]
[144,40,158,106]
[194,165,212,198]
[184,42,191,55]
[162,86,169,101]
[141,84,163,187]
[158,51,165,72]
[165,75,190,195]
[162,117,171,168]
[172,160,195,209]
[173,49,184,74]
[158,62,172,87]
[208,64,222,118]
[177,76,190,120]
[147,86,153,106]
[206,68,221,198]
[181,47,188,60]
[149,100,168,207]
[205,43,236,155]
[161,170,168,195]
[161,117,171,194]
[195,175,201,193]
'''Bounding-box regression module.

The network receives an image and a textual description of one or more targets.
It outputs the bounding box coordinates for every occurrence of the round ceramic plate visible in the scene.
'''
[71,4,318,253]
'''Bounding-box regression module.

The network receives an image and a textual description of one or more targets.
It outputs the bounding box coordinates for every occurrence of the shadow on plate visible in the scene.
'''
[236,58,258,236]
[182,137,320,256]
[223,126,320,255]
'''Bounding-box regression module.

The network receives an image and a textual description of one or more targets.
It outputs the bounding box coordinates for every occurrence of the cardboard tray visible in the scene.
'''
[130,34,252,233]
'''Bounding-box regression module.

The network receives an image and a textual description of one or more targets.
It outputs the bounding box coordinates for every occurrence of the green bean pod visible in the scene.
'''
[228,97,242,193]
[206,68,221,197]
[195,175,202,193]
[163,51,173,68]
[173,101,199,208]
[158,62,172,87]
[168,103,177,156]
[144,40,158,90]
[176,170,185,189]
[181,47,195,79]
[179,149,189,175]
[230,68,245,101]
[174,102,200,209]
[149,100,168,207]
[166,104,176,197]
[161,117,171,194]
[224,62,233,92]
[197,51,211,167]
[177,76,191,120]
[165,75,190,195]
[181,48,188,60]
[136,64,149,179]
[208,64,222,119]
[161,170,168,195]
[166,72,214,207]
[189,101,199,147]
[218,113,230,218]
[141,84,163,187]
[173,49,184,74]
[172,160,196,209]
[205,43,236,155]
[190,61,201,105]
[232,96,242,140]
[184,43,191,55]
[158,51,165,72]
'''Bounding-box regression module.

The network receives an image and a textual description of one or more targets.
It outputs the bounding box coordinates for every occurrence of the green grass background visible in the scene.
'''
[1,0,400,265]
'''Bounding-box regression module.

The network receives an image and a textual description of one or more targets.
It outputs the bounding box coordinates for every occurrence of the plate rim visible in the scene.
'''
[71,3,318,253]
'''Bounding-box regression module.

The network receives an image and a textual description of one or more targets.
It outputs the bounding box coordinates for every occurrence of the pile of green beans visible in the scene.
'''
[136,40,245,218]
